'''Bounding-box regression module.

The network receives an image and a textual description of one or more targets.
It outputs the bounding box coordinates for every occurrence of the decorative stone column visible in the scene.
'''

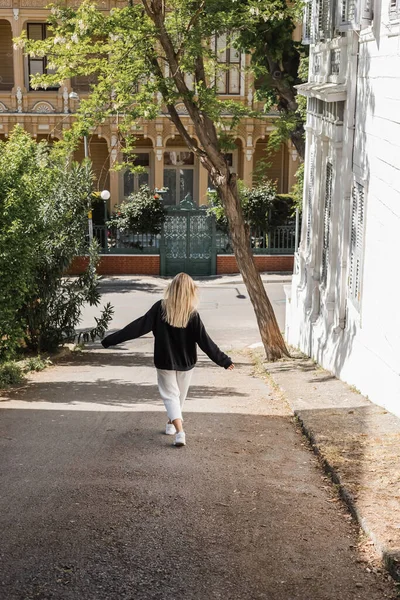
[242,126,254,187]
[242,147,254,188]
[11,11,26,111]
[154,124,164,190]
[198,162,209,206]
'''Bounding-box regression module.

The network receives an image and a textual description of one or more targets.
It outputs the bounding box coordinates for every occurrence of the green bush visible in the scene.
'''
[241,180,277,232]
[274,194,296,225]
[108,186,166,235]
[23,356,51,373]
[0,126,114,357]
[0,363,24,388]
[208,180,293,233]
[0,128,43,358]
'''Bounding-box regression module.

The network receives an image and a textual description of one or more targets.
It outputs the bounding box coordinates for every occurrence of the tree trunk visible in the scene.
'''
[219,175,290,361]
[289,122,305,161]
[145,1,290,361]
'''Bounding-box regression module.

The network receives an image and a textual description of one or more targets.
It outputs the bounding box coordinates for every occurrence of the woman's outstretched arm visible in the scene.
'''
[101,302,159,348]
[195,314,233,369]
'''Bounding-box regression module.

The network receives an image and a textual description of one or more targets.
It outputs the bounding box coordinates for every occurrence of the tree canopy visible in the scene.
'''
[20,0,303,159]
[19,0,297,360]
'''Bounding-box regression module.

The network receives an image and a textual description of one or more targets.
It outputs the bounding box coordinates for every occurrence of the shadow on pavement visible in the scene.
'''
[4,381,247,407]
[0,407,395,600]
[51,351,249,370]
[98,281,165,295]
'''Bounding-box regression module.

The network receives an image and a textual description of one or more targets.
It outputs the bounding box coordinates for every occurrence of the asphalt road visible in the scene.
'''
[0,276,396,599]
[79,275,289,349]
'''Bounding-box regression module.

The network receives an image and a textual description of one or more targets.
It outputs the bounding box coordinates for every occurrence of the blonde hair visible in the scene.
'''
[162,273,199,328]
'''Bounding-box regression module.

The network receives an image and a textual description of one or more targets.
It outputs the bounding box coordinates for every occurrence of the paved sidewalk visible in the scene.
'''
[0,346,397,599]
[255,349,400,582]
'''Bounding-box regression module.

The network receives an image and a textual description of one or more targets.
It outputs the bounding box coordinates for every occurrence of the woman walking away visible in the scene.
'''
[101,273,234,447]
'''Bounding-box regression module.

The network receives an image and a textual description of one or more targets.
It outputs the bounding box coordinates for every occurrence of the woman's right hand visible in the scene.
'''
[227,364,235,371]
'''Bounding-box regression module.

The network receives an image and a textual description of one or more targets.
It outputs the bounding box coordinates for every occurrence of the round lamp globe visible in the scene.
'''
[100,190,111,201]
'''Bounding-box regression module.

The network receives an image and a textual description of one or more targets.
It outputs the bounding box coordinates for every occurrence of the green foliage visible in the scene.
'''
[26,240,113,353]
[0,362,24,388]
[267,112,302,152]
[207,189,229,233]
[108,186,166,235]
[208,179,293,233]
[291,162,305,214]
[275,194,296,223]
[241,181,278,232]
[0,126,114,357]
[0,128,41,358]
[238,2,307,158]
[0,355,53,390]
[23,356,50,373]
[16,1,301,150]
[77,301,114,344]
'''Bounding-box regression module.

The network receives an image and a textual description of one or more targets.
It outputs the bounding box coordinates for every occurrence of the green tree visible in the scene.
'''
[239,0,308,160]
[0,128,42,358]
[0,127,113,358]
[20,0,298,360]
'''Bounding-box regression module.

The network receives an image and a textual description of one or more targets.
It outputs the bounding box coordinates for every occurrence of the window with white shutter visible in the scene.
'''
[362,0,374,21]
[338,0,359,29]
[306,147,315,248]
[321,162,333,285]
[303,0,313,43]
[348,182,365,307]
[389,0,400,18]
[321,0,332,39]
[215,33,241,95]
[330,49,341,75]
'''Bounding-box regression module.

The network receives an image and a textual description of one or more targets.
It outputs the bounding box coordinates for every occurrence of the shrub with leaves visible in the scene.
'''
[241,181,277,234]
[0,362,24,388]
[208,180,289,233]
[207,189,229,233]
[0,126,113,357]
[0,127,43,358]
[108,186,166,236]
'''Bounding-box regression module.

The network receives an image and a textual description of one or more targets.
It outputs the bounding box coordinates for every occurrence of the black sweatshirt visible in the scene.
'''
[101,300,232,371]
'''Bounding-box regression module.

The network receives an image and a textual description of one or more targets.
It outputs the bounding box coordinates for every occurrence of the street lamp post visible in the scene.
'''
[100,189,111,251]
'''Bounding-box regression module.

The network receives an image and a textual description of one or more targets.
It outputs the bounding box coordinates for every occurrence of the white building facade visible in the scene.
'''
[286,0,400,416]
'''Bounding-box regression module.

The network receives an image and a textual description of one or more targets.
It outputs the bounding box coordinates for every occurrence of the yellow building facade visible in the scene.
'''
[0,1,300,216]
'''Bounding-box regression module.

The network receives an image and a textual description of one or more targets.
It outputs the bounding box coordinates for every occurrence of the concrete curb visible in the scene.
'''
[293,412,400,582]
[253,352,400,583]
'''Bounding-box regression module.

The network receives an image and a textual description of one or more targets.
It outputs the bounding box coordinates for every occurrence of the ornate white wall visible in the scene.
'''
[287,0,400,417]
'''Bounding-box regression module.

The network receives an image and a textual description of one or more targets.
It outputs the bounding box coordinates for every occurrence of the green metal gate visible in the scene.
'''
[160,204,216,277]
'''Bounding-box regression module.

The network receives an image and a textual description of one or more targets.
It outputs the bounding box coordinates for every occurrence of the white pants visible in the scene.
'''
[156,368,194,422]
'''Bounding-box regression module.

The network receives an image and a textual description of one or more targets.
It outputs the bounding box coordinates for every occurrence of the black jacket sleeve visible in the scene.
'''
[195,314,232,369]
[101,302,158,348]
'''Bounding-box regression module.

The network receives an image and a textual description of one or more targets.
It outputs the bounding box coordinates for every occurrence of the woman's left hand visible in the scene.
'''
[227,364,235,370]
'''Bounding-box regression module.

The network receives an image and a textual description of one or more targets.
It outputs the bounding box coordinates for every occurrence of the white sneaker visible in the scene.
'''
[165,422,176,435]
[174,431,186,447]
